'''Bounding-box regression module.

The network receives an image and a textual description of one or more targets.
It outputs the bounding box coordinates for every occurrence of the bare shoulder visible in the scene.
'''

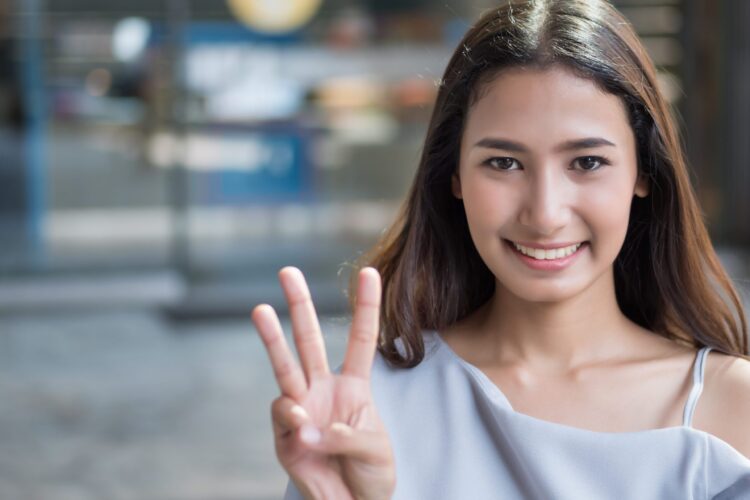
[695,350,750,460]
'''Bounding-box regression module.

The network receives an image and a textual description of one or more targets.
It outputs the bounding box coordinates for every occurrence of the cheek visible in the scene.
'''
[582,179,636,247]
[461,179,517,229]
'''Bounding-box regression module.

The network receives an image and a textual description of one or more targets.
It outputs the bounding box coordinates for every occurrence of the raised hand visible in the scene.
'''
[252,266,396,500]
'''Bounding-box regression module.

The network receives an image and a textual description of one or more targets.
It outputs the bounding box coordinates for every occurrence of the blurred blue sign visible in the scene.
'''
[188,129,311,204]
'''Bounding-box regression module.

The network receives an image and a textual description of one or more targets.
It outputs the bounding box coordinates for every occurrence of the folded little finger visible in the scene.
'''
[302,422,393,466]
[271,395,312,439]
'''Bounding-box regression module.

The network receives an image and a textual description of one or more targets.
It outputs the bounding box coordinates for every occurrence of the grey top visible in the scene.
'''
[285,331,750,499]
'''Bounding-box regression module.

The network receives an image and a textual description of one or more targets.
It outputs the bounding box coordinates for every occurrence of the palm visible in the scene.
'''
[282,375,388,494]
[253,267,395,500]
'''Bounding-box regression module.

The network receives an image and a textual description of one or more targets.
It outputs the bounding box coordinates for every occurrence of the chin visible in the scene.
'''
[495,273,593,304]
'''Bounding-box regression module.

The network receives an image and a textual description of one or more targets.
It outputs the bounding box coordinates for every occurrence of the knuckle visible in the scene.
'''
[273,359,296,380]
[350,326,373,343]
[295,329,323,346]
[287,292,312,307]
[356,296,380,308]
[262,330,283,348]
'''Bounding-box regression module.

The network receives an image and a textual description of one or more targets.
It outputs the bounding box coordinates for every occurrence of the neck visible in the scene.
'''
[477,267,637,372]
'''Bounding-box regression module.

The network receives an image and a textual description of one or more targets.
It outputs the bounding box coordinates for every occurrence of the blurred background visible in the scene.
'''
[0,0,748,498]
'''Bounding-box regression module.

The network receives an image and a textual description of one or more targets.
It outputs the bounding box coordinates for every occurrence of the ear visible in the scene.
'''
[634,172,649,198]
[451,173,463,199]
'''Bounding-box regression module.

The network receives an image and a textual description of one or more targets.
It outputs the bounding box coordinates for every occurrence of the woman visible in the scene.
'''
[252,1,750,498]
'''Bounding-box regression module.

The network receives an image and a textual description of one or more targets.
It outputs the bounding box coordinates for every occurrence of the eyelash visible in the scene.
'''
[482,156,612,172]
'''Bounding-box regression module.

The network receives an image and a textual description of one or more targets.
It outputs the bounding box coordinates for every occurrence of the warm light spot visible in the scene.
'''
[227,0,322,33]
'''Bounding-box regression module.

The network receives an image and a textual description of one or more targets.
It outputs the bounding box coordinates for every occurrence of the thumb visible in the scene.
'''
[304,422,392,465]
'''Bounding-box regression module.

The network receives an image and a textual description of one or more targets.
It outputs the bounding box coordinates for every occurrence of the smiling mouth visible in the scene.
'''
[504,240,588,261]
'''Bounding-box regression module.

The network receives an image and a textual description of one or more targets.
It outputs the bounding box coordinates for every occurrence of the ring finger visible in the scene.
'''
[252,304,307,401]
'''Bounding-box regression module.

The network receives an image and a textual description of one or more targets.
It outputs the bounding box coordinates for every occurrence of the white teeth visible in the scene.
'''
[512,241,583,260]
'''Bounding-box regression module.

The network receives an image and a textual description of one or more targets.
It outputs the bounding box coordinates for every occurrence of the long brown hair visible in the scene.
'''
[352,0,749,367]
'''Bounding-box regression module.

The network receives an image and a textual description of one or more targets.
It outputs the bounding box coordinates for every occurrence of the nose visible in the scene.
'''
[517,167,571,236]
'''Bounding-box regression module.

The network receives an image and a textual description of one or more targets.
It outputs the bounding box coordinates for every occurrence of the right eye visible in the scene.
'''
[483,157,520,171]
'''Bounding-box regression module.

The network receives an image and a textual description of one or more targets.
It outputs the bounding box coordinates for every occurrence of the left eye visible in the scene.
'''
[574,156,608,171]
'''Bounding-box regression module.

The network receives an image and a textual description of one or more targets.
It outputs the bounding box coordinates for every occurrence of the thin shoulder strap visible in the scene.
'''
[682,346,713,428]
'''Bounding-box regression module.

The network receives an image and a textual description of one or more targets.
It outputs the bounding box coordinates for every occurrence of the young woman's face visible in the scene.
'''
[453,65,649,303]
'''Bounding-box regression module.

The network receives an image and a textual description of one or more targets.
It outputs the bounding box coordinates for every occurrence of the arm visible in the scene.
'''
[697,353,750,499]
[699,352,750,460]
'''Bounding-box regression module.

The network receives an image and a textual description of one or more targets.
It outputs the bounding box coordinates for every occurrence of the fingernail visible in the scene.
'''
[300,424,321,444]
[290,405,309,421]
[330,422,353,437]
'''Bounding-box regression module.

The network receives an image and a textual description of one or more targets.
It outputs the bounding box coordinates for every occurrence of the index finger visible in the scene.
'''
[342,267,382,379]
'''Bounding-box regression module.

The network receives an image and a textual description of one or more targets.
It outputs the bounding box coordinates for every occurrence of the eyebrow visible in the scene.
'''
[473,137,617,152]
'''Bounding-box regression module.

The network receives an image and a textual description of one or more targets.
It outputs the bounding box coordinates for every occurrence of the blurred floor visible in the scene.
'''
[0,310,349,500]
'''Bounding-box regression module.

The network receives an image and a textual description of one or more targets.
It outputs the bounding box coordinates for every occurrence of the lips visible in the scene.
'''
[504,239,588,270]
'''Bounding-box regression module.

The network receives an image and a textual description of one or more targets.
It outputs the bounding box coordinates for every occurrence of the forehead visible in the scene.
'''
[463,65,633,148]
